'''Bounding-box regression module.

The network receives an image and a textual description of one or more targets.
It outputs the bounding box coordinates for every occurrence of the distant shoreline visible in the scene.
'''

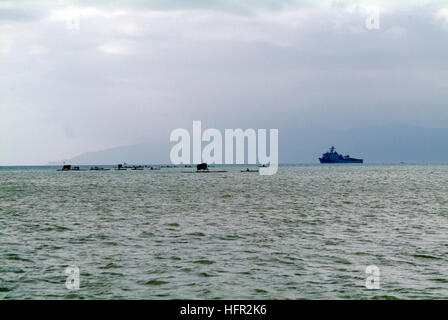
[1,163,448,169]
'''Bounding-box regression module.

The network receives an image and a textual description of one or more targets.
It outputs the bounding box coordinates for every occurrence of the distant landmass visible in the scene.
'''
[62,125,448,165]
[67,142,170,165]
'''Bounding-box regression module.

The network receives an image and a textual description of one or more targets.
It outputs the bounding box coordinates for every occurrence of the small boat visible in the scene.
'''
[57,165,86,171]
[182,163,227,173]
[182,170,228,173]
[120,163,144,169]
[241,168,259,172]
[71,166,87,171]
[57,164,72,171]
[89,166,110,171]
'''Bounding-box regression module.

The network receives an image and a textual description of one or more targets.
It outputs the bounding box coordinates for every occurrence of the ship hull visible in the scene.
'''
[319,158,363,164]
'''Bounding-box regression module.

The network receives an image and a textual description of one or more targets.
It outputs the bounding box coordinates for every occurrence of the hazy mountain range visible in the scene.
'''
[61,125,448,165]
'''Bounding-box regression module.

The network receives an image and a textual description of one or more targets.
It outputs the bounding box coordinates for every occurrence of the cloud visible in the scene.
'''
[434,8,448,31]
[111,22,142,36]
[98,41,134,55]
[0,27,13,53]
[47,6,127,22]
[0,6,43,22]
[28,44,48,55]
[1,0,448,164]
[385,26,408,38]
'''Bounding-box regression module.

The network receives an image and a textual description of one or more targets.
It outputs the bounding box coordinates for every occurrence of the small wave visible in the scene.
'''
[170,256,181,261]
[5,254,30,262]
[194,259,215,265]
[412,254,441,260]
[145,280,168,286]
[64,293,85,299]
[167,223,180,227]
[44,226,71,232]
[99,262,121,269]
[372,295,400,300]
[254,288,268,294]
[187,232,206,237]
[429,278,447,283]
[198,272,215,277]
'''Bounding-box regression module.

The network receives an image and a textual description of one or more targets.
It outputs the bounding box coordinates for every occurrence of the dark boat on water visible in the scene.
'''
[182,163,227,173]
[89,166,110,171]
[319,146,363,164]
[241,168,259,173]
[57,165,86,171]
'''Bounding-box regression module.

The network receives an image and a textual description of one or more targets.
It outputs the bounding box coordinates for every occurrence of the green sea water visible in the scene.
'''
[0,165,447,299]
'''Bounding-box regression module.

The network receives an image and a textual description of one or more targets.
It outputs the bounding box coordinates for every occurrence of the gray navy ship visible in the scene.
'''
[319,146,363,164]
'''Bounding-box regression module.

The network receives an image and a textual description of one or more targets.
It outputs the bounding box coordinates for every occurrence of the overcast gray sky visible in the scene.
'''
[1,0,448,165]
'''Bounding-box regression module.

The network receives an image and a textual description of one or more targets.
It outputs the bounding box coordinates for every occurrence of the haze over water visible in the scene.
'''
[1,165,447,299]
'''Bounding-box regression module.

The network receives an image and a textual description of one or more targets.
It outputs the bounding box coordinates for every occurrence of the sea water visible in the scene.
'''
[0,165,447,299]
